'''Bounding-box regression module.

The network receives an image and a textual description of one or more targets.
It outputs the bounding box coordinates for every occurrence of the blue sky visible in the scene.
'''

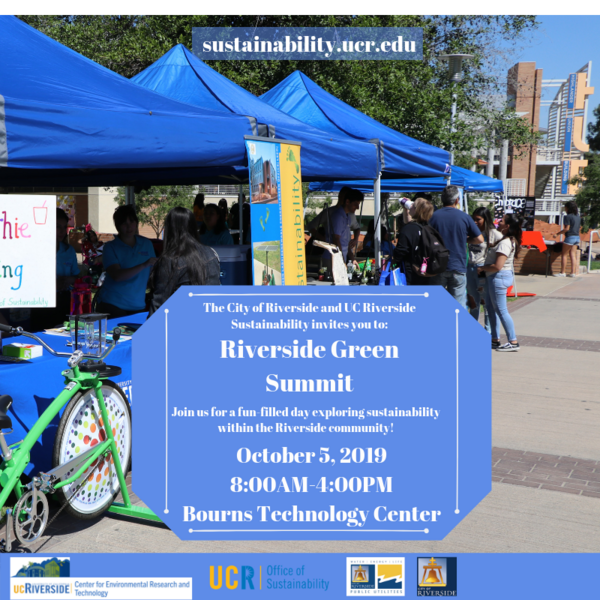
[514,15,600,138]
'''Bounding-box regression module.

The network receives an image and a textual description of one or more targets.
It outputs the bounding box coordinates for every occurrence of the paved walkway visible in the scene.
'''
[10,273,600,554]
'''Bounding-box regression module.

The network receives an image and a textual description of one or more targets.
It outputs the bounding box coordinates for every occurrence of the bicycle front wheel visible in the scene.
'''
[52,380,132,520]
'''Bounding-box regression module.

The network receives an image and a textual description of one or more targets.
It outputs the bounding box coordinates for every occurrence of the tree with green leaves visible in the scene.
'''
[568,104,600,230]
[588,104,600,152]
[19,15,539,165]
[115,185,197,238]
[571,154,600,230]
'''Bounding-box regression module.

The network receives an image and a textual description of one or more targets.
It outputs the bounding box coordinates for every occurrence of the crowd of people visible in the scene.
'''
[305,184,523,353]
[391,186,522,352]
[192,192,250,245]
[96,203,224,320]
[0,186,536,353]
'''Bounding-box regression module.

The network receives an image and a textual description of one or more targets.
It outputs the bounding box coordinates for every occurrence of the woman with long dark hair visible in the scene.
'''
[478,213,523,352]
[554,201,581,277]
[467,207,503,331]
[392,197,434,285]
[200,203,234,246]
[147,207,221,316]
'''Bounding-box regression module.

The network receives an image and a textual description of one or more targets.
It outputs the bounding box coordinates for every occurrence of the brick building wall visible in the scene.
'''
[514,246,580,275]
[507,62,542,197]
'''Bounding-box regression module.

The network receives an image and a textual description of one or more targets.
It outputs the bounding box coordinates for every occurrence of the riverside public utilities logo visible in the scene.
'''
[417,557,457,596]
[346,557,405,596]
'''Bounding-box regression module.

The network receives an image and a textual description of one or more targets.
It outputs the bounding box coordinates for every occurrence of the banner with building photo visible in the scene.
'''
[245,137,306,286]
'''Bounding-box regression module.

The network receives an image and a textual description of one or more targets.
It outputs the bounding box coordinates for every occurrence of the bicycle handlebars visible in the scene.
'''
[0,323,123,362]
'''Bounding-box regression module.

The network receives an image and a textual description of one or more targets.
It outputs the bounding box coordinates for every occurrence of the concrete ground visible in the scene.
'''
[9,273,600,554]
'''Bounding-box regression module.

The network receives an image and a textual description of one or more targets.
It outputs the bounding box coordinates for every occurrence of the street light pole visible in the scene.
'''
[450,88,458,167]
[438,54,473,173]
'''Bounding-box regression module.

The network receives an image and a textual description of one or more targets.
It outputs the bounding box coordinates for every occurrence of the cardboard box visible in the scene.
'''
[2,343,43,359]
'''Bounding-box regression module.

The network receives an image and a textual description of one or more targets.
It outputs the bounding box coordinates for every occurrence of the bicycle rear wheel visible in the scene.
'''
[52,380,132,520]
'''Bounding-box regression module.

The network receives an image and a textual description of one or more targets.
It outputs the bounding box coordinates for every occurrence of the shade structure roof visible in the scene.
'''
[309,165,504,194]
[131,45,380,182]
[0,16,257,186]
[260,71,451,179]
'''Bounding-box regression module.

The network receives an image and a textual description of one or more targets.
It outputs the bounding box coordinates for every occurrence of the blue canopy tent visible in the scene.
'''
[0,17,257,186]
[130,45,379,182]
[261,71,452,265]
[309,166,504,194]
[261,71,450,179]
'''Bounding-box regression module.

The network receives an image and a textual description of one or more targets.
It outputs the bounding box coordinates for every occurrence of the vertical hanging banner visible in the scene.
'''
[246,137,306,286]
[567,73,577,109]
[564,117,573,152]
[0,195,56,308]
[561,160,571,194]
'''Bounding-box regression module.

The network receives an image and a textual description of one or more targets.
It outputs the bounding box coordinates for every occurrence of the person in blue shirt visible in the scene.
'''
[429,186,484,308]
[55,208,80,283]
[200,203,234,246]
[31,208,81,331]
[97,205,156,318]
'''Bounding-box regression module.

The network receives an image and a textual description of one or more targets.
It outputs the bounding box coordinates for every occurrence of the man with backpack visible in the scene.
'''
[429,186,484,307]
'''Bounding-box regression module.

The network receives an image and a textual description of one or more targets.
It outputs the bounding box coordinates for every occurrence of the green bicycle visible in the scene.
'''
[0,322,159,551]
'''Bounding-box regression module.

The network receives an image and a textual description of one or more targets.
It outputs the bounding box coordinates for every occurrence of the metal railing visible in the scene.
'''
[535,199,564,214]
[587,230,599,273]
[536,147,561,162]
[199,185,250,196]
[505,179,527,197]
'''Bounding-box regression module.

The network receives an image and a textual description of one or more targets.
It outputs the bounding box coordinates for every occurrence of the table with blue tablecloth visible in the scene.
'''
[1,313,146,475]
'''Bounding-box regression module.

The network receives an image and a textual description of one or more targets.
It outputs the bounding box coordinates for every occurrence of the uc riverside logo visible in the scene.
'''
[347,557,405,596]
[417,557,457,596]
[11,557,71,597]
[210,566,255,590]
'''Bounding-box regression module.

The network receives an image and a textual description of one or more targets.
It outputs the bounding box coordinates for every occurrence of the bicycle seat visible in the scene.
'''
[0,395,13,430]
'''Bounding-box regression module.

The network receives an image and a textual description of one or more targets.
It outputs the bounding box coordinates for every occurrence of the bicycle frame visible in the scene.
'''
[0,332,160,534]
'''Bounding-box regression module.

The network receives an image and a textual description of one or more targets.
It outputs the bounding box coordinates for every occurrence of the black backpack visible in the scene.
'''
[414,223,449,275]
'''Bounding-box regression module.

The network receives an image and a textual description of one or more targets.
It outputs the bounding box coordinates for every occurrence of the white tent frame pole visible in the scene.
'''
[458,186,465,212]
[238,184,244,245]
[374,173,382,269]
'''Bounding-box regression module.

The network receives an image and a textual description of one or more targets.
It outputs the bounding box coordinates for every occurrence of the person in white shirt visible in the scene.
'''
[467,207,503,332]
[478,213,523,352]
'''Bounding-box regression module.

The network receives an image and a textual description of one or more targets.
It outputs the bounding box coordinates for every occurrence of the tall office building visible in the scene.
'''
[503,61,594,223]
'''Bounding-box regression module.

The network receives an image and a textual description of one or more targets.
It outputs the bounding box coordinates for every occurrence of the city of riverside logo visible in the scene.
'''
[417,557,457,596]
[352,565,369,583]
[420,558,445,587]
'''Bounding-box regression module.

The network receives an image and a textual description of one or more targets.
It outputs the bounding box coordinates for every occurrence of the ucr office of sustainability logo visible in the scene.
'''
[347,557,405,596]
[417,557,457,596]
